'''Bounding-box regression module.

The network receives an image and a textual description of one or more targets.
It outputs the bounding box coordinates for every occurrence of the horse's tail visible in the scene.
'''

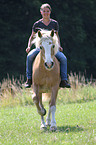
[42,93,51,102]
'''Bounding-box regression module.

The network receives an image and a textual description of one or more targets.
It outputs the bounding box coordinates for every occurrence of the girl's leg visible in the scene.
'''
[55,51,67,81]
[55,51,71,88]
[26,48,40,79]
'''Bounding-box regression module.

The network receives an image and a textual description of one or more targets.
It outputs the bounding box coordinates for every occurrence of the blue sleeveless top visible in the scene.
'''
[32,19,59,33]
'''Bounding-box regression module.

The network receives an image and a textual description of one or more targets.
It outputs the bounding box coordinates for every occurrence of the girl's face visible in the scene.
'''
[41,7,51,19]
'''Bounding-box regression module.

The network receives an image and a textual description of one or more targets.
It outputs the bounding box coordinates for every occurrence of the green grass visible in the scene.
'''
[0,74,96,144]
[0,100,96,145]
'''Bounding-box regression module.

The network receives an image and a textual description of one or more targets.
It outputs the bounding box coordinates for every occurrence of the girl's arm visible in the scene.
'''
[55,31,63,52]
[26,31,36,53]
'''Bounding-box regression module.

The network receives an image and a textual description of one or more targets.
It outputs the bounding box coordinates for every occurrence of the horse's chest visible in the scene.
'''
[35,70,54,83]
[33,55,60,87]
[33,67,58,86]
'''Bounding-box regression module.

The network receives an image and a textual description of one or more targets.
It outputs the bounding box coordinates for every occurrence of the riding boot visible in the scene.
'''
[59,80,71,88]
[25,78,32,88]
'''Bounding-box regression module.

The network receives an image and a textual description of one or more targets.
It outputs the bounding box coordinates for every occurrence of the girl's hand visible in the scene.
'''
[26,47,30,53]
[59,46,63,52]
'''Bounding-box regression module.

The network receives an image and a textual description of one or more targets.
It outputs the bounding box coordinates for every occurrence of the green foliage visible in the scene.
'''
[0,0,96,81]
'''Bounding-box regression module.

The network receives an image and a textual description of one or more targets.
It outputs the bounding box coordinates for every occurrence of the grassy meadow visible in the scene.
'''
[0,73,96,145]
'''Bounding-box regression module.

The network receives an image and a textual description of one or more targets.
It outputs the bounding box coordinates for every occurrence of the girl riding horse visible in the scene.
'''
[25,3,70,88]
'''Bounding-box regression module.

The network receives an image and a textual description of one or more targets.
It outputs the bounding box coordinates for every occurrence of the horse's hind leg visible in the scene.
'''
[40,116,47,130]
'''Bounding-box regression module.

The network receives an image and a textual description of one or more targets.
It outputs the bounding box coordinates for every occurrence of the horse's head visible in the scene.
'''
[37,29,59,70]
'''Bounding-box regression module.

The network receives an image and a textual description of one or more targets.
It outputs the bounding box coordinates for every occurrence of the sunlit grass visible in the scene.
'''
[0,73,96,144]
[0,101,96,145]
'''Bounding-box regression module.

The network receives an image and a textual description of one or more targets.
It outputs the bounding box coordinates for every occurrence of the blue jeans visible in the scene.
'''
[26,48,67,80]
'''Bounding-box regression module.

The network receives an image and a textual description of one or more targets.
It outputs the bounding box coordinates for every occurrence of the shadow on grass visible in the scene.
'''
[57,125,84,133]
[40,125,84,133]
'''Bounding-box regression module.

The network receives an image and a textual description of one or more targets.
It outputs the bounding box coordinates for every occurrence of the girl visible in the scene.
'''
[25,3,70,88]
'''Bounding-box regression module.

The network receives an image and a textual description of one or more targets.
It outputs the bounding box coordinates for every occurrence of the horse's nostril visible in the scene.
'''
[45,62,47,67]
[51,62,54,67]
[45,62,54,69]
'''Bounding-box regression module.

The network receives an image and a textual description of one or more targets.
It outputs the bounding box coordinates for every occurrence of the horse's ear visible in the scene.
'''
[50,29,54,37]
[38,30,42,38]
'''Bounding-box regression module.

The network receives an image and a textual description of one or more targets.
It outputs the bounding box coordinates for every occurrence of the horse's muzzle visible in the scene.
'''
[45,62,54,69]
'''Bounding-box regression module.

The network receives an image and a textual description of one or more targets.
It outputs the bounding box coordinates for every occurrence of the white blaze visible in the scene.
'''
[42,41,53,64]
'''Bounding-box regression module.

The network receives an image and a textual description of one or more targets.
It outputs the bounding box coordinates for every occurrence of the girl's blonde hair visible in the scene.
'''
[40,3,51,11]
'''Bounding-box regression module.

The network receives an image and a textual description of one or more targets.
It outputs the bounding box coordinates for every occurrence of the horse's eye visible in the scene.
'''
[40,46,42,49]
[53,45,55,48]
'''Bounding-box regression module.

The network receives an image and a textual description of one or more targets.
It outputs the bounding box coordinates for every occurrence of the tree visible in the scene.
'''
[0,0,96,81]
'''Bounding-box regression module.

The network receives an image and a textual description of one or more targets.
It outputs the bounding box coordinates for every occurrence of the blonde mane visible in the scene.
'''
[32,29,60,54]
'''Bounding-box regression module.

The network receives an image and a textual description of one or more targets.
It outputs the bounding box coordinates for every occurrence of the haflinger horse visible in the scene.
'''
[32,29,61,131]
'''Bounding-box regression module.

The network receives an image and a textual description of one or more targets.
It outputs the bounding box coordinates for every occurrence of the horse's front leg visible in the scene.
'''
[38,94,47,129]
[32,87,46,116]
[49,84,59,131]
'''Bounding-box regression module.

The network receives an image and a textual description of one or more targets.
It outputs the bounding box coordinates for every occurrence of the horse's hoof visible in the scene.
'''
[43,109,46,116]
[40,124,47,130]
[38,108,46,116]
[41,109,46,116]
[46,122,51,126]
[50,126,57,132]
